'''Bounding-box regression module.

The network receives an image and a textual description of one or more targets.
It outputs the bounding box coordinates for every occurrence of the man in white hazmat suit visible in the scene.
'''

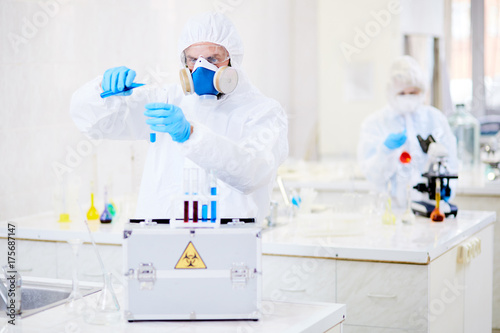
[70,12,288,223]
[357,56,457,209]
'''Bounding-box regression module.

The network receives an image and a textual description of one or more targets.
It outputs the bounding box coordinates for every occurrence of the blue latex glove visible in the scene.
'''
[144,103,191,143]
[383,129,407,149]
[102,66,136,96]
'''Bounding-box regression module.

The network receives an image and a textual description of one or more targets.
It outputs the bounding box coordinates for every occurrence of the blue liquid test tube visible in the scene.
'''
[208,170,217,223]
[149,96,168,143]
[210,186,217,223]
[202,204,208,222]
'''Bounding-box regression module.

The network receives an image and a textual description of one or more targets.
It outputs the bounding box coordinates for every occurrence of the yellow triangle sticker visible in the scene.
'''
[175,241,207,269]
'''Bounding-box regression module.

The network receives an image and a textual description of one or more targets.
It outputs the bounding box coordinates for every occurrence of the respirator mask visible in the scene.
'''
[390,94,424,114]
[179,55,238,98]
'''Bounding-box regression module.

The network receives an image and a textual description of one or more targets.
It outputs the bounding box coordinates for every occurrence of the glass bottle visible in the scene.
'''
[448,104,480,173]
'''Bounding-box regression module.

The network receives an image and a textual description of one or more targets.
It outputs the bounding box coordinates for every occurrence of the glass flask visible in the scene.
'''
[83,272,121,325]
[430,179,445,222]
[65,239,87,315]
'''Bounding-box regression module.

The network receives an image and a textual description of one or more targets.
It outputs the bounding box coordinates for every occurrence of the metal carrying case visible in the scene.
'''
[123,222,262,321]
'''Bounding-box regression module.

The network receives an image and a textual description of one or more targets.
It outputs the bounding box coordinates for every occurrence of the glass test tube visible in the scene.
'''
[183,169,190,222]
[191,169,199,223]
[201,201,208,222]
[209,171,217,223]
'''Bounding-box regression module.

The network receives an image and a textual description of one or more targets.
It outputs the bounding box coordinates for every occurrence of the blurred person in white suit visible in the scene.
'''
[357,55,457,209]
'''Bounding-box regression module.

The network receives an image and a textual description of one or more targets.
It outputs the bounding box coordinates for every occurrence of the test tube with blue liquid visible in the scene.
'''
[201,200,208,222]
[209,171,217,223]
[148,97,169,143]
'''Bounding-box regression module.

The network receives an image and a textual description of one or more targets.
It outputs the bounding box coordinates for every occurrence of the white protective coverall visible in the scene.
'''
[70,12,289,223]
[357,56,458,208]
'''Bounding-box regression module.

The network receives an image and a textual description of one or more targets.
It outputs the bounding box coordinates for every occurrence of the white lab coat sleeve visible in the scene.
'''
[70,76,158,140]
[357,114,401,191]
[180,106,288,195]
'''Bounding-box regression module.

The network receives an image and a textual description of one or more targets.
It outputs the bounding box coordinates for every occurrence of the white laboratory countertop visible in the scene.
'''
[0,213,124,245]
[0,210,496,264]
[0,286,346,333]
[262,210,496,264]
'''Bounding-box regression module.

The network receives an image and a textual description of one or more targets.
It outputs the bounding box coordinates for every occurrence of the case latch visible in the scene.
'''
[137,262,156,290]
[231,263,250,288]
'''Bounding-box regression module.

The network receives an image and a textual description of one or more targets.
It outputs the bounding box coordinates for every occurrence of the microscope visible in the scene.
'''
[411,135,459,218]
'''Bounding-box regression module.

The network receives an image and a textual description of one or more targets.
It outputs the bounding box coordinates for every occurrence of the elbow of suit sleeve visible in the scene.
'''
[69,76,111,138]
[230,154,278,195]
[182,119,288,195]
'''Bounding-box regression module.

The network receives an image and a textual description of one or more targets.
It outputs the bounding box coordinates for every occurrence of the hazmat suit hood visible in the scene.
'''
[386,55,427,96]
[177,12,254,96]
[386,55,427,113]
[178,12,245,68]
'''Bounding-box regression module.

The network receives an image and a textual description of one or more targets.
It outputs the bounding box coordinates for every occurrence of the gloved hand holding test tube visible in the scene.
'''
[100,66,145,98]
[99,66,153,141]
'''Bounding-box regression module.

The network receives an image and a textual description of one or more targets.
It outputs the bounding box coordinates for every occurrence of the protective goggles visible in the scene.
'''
[181,43,230,70]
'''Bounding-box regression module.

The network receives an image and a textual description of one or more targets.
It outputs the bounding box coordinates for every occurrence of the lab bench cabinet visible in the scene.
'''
[262,255,336,303]
[262,225,493,333]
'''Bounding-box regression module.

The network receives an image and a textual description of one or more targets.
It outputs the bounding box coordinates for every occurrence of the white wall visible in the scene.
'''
[317,0,402,159]
[317,0,446,159]
[0,0,317,221]
[400,0,444,37]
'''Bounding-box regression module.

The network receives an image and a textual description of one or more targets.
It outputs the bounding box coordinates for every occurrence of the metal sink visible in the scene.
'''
[0,278,101,318]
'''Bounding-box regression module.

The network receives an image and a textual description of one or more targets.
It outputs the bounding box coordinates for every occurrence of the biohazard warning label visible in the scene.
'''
[175,241,207,269]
